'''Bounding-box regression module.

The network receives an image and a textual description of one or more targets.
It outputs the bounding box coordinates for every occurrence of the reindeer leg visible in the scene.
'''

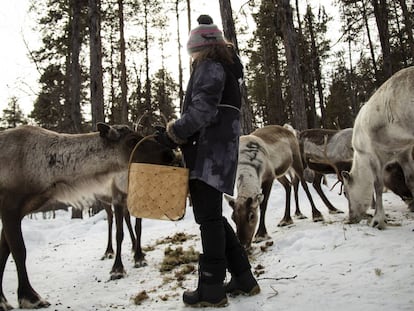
[102,203,114,260]
[254,180,273,242]
[372,177,387,229]
[300,179,324,222]
[277,176,294,226]
[313,173,343,214]
[123,207,136,252]
[292,175,307,219]
[1,204,50,309]
[133,218,147,268]
[0,230,14,311]
[110,203,126,280]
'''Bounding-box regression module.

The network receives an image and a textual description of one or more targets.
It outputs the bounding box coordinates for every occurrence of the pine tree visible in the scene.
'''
[0,97,28,129]
[30,64,67,130]
[246,0,286,127]
[30,0,87,132]
[152,68,178,121]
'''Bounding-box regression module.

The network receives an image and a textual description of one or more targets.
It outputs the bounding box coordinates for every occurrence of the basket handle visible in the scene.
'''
[128,134,156,167]
[127,135,187,222]
[127,134,156,195]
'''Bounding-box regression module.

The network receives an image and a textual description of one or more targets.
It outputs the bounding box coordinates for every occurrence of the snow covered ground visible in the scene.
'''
[3,176,414,311]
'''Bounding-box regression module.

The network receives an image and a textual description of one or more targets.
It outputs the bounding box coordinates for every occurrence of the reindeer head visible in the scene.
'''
[341,170,373,223]
[225,193,264,249]
[97,123,178,167]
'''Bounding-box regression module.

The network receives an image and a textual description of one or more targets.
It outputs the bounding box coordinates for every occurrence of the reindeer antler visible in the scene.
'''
[133,111,150,132]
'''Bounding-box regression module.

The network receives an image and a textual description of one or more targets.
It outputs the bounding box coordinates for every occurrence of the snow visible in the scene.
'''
[3,176,414,311]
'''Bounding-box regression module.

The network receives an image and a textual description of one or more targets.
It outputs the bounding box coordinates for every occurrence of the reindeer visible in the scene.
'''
[299,128,354,213]
[383,149,414,212]
[341,66,414,228]
[225,125,324,248]
[0,123,175,310]
[97,146,178,280]
[97,113,179,280]
[300,127,414,214]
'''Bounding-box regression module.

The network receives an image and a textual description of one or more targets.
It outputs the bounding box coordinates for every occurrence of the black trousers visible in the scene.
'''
[189,179,250,281]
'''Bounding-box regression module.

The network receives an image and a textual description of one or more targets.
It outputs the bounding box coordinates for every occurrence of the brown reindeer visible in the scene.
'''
[298,128,354,213]
[97,114,179,280]
[225,125,324,248]
[97,142,180,280]
[0,123,175,310]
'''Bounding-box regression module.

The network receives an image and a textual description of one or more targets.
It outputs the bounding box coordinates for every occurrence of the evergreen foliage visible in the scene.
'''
[14,0,414,132]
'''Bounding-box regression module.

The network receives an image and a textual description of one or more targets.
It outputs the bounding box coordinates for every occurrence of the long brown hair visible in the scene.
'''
[193,43,235,66]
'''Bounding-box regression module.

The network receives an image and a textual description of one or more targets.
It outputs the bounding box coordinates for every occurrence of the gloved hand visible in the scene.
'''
[154,126,178,149]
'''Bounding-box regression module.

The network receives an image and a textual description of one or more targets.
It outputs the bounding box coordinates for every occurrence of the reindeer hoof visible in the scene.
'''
[254,234,271,243]
[0,297,13,311]
[19,297,50,309]
[134,260,147,268]
[312,215,324,222]
[371,218,387,230]
[110,268,126,280]
[101,252,114,260]
[278,219,294,227]
[295,213,307,220]
[110,272,126,280]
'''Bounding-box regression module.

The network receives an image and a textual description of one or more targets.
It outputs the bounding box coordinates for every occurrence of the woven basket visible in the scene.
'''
[127,137,189,221]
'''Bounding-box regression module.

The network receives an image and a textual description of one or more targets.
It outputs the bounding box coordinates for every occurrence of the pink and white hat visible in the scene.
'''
[187,15,226,54]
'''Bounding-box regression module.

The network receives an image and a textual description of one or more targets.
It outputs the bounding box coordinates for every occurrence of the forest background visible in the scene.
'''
[0,0,413,135]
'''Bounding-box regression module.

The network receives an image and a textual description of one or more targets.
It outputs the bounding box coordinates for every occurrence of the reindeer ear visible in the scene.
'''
[98,123,122,141]
[97,123,110,137]
[341,171,350,181]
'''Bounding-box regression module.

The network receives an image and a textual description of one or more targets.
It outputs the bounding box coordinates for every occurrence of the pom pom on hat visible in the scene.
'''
[197,15,213,24]
[187,14,226,54]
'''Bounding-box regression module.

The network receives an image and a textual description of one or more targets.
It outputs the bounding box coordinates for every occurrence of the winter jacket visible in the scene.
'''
[167,53,243,195]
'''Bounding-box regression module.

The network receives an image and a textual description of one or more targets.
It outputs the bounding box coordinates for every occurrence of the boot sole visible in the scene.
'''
[228,285,260,297]
[184,298,228,308]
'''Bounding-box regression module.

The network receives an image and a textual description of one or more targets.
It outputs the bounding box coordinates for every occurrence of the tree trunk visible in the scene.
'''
[109,25,118,123]
[118,0,128,123]
[372,0,392,79]
[274,0,307,130]
[69,0,83,133]
[175,0,184,111]
[392,1,408,66]
[219,0,254,134]
[398,0,414,58]
[305,5,324,127]
[144,0,151,113]
[88,0,105,129]
[361,0,380,85]
[263,42,284,125]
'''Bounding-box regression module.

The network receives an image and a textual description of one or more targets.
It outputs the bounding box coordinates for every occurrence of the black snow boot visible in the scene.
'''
[183,255,228,308]
[223,219,260,297]
[225,269,260,297]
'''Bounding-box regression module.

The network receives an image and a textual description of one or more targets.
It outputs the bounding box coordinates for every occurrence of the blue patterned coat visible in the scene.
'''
[167,56,243,195]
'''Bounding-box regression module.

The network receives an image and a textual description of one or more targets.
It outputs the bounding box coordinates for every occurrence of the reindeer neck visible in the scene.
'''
[236,166,262,198]
[50,133,126,175]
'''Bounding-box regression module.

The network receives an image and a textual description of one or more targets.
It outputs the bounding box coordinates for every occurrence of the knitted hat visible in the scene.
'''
[187,15,226,54]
